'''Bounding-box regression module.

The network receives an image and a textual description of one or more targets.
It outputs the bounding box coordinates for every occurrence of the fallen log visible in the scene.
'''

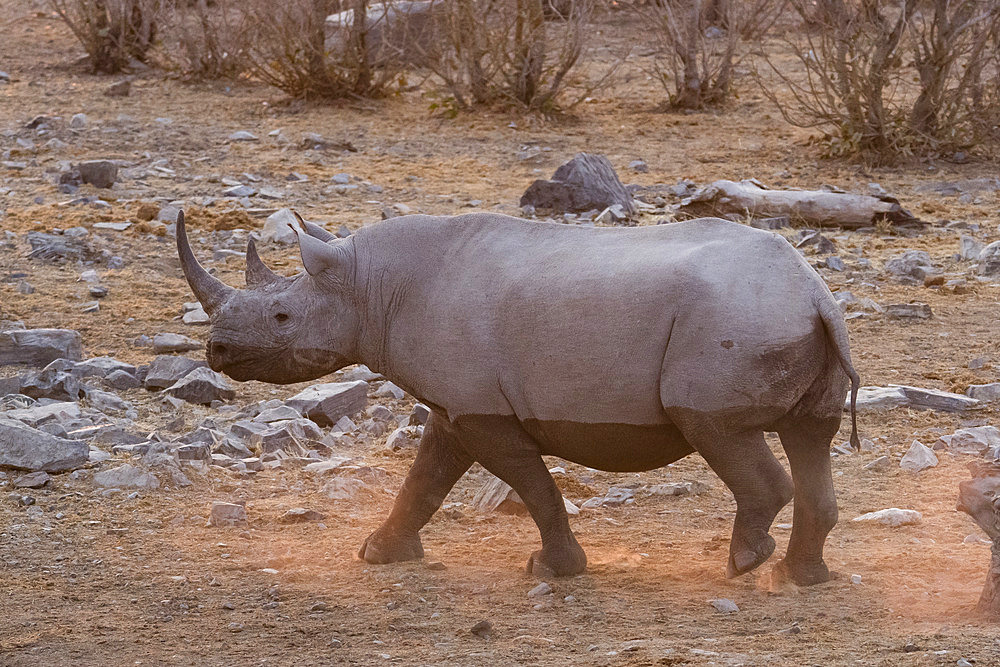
[675,179,920,229]
[958,462,1000,616]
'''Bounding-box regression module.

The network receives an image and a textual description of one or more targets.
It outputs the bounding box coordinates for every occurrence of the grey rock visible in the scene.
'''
[247,418,324,456]
[86,388,127,413]
[967,383,1000,402]
[77,160,118,189]
[375,381,405,399]
[959,236,983,261]
[0,417,88,472]
[209,501,247,527]
[886,303,932,319]
[628,159,648,173]
[527,582,552,597]
[16,280,33,294]
[322,476,368,500]
[13,470,50,488]
[182,306,210,325]
[825,256,845,271]
[409,403,430,425]
[303,457,352,475]
[899,440,938,472]
[286,381,368,427]
[144,355,207,390]
[19,367,86,402]
[520,153,636,216]
[852,508,922,527]
[223,185,255,198]
[978,240,1000,277]
[647,481,709,496]
[0,329,82,367]
[885,250,933,281]
[165,367,235,405]
[69,113,87,129]
[259,208,299,245]
[473,475,527,515]
[3,401,82,428]
[93,463,159,489]
[896,385,979,412]
[796,231,836,254]
[934,426,1000,456]
[864,455,891,472]
[103,369,141,390]
[153,332,202,354]
[749,216,790,230]
[709,598,739,613]
[254,405,302,423]
[228,131,258,142]
[104,80,130,97]
[73,356,136,379]
[278,507,326,523]
[385,425,422,450]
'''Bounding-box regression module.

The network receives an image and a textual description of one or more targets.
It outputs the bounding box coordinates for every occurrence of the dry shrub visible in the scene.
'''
[242,0,402,99]
[635,0,786,109]
[758,0,1000,162]
[425,0,607,112]
[49,0,168,73]
[162,0,249,78]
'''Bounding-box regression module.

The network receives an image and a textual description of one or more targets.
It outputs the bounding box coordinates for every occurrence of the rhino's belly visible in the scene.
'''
[522,418,694,472]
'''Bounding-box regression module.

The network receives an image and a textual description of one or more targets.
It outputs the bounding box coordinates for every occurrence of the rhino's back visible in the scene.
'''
[361,214,830,427]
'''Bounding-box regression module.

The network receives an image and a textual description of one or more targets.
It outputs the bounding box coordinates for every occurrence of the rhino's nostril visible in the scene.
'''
[209,342,228,358]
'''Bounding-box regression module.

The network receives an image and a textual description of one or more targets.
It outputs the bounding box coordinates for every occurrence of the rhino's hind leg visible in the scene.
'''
[668,411,794,579]
[359,411,473,565]
[772,417,841,586]
[457,415,587,577]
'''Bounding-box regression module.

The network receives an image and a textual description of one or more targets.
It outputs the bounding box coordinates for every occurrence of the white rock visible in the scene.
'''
[899,440,938,472]
[259,208,299,245]
[709,598,739,613]
[852,508,922,527]
[322,477,367,500]
[966,383,1000,402]
[851,386,908,412]
[0,417,88,472]
[93,463,159,489]
[528,582,552,597]
[375,381,405,399]
[936,426,1000,456]
[209,501,247,527]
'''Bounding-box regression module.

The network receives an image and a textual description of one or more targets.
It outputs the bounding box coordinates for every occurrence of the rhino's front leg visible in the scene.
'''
[359,411,473,564]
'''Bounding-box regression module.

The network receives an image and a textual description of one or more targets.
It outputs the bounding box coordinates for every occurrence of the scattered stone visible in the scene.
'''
[278,507,326,524]
[885,250,933,282]
[520,153,636,216]
[375,381,405,399]
[0,328,82,367]
[93,221,131,232]
[303,457,352,475]
[73,356,136,379]
[647,481,709,496]
[795,231,836,254]
[13,471,50,488]
[960,236,983,261]
[899,440,938,472]
[886,303,932,319]
[470,619,493,638]
[709,598,739,613]
[286,381,368,427]
[104,80,130,97]
[182,306,210,325]
[0,418,88,472]
[967,383,1000,402]
[254,405,302,423]
[69,113,87,129]
[825,256,845,271]
[259,208,299,245]
[223,185,255,198]
[76,160,118,189]
[528,582,552,597]
[979,241,1000,277]
[321,476,367,500]
[850,574,862,585]
[852,508,922,527]
[409,403,430,425]
[473,476,527,515]
[153,333,202,354]
[165,367,235,405]
[851,385,978,413]
[385,425,422,450]
[228,131,258,142]
[864,456,891,472]
[247,418,323,455]
[93,464,159,489]
[934,426,1000,456]
[208,502,247,527]
[144,355,207,390]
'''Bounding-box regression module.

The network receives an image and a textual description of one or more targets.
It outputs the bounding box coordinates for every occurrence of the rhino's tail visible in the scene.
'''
[816,294,861,451]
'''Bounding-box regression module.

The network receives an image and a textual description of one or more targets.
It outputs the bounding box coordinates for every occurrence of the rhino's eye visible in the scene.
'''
[275,313,290,323]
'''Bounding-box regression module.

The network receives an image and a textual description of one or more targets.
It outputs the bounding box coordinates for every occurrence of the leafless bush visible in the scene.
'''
[49,0,168,73]
[758,0,1000,162]
[243,0,401,99]
[162,0,249,78]
[636,0,786,109]
[424,0,605,112]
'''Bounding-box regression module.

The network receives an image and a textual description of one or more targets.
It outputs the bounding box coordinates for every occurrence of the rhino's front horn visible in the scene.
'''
[175,209,234,314]
[245,238,280,287]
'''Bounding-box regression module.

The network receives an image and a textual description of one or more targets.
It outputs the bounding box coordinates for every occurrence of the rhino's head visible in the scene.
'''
[176,210,359,384]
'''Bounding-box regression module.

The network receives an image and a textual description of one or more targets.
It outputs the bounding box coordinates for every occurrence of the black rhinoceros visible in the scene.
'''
[176,209,859,586]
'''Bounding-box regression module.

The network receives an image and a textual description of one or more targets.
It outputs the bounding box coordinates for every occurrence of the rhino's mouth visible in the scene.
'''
[208,344,349,384]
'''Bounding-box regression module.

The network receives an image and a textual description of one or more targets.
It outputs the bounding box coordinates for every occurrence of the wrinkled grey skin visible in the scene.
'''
[177,209,860,585]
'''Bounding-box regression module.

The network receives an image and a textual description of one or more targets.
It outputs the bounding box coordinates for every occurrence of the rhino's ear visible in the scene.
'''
[296,227,344,277]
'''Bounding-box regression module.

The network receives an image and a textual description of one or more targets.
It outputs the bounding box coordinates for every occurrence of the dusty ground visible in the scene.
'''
[2,2,1000,665]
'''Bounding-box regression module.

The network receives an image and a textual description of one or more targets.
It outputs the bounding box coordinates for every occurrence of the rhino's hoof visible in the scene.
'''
[770,558,834,587]
[725,534,776,579]
[358,528,423,564]
[526,546,587,577]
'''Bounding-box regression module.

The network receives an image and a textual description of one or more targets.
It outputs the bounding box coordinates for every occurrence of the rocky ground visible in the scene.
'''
[3,2,1000,665]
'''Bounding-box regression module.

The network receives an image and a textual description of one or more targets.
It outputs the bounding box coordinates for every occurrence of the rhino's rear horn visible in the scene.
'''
[175,209,234,313]
[245,238,281,287]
